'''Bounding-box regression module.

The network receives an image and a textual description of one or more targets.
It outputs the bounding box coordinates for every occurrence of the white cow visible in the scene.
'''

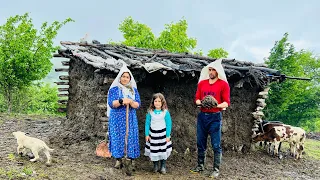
[252,125,306,159]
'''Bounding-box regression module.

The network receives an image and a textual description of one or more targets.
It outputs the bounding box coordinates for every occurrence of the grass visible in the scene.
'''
[0,161,48,180]
[22,166,33,176]
[7,153,15,161]
[0,167,35,180]
[304,139,320,160]
[269,138,320,160]
[6,169,22,180]
[0,168,5,176]
[0,112,65,122]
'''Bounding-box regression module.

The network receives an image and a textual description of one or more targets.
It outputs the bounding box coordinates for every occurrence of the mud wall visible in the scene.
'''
[136,71,260,153]
[53,59,108,144]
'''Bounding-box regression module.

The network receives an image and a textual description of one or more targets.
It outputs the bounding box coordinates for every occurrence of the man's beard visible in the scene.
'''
[209,75,217,79]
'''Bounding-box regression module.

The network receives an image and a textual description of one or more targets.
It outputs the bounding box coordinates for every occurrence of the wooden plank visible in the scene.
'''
[97,104,107,109]
[59,75,69,80]
[58,94,69,97]
[58,88,69,92]
[57,108,67,112]
[61,61,69,66]
[97,94,107,99]
[55,68,69,72]
[58,99,68,103]
[100,117,108,122]
[53,53,63,57]
[54,82,69,85]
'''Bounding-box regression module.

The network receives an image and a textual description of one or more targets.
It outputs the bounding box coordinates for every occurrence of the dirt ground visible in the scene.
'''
[0,116,319,180]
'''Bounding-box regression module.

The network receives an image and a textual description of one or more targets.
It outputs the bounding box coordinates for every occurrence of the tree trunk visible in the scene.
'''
[5,88,13,114]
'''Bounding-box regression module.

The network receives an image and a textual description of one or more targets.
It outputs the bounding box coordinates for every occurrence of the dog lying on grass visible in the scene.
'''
[12,131,54,164]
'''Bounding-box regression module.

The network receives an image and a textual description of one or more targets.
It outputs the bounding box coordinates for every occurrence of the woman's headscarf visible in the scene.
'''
[106,64,137,117]
[198,59,228,84]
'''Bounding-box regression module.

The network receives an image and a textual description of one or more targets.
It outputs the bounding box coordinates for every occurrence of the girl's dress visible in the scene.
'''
[144,109,172,161]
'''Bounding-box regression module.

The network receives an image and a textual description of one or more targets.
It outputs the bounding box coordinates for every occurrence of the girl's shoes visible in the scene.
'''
[153,161,159,173]
[160,160,166,174]
[153,160,166,174]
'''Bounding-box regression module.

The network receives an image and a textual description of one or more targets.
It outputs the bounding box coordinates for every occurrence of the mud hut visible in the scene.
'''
[52,41,280,153]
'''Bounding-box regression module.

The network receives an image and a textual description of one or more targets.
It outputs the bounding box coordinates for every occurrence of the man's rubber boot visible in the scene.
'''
[209,153,221,178]
[190,155,205,173]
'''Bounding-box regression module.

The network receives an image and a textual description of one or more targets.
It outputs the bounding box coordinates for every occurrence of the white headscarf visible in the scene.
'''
[198,59,228,83]
[106,63,137,117]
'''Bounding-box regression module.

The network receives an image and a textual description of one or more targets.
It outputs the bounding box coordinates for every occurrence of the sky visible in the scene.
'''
[1,0,320,64]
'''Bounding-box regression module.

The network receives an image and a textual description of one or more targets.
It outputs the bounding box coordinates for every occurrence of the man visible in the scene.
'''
[190,59,230,178]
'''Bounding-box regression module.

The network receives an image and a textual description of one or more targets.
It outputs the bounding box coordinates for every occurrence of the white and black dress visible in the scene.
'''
[144,109,172,161]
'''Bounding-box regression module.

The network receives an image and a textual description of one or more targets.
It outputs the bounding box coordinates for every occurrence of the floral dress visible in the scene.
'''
[107,86,141,159]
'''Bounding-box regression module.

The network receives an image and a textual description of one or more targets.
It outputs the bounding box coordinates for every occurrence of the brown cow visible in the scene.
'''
[253,120,284,154]
[252,125,306,159]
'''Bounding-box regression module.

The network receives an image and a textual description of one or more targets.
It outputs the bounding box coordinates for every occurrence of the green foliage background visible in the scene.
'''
[0,82,60,114]
[264,33,320,132]
[0,13,73,113]
[115,16,228,58]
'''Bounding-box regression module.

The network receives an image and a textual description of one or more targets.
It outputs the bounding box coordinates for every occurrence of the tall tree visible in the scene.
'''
[264,33,320,131]
[154,19,197,53]
[207,48,229,59]
[118,17,197,53]
[118,16,155,49]
[0,13,73,113]
[118,17,230,57]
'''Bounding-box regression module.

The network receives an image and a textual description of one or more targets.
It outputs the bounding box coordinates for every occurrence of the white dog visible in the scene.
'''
[12,131,54,164]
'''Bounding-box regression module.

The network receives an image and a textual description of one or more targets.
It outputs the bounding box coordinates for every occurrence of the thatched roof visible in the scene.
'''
[55,41,280,88]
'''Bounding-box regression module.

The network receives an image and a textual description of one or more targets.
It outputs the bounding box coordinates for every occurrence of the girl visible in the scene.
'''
[144,93,172,174]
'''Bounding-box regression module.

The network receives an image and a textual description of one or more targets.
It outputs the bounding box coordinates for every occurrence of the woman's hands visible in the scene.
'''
[114,98,139,109]
[122,98,132,105]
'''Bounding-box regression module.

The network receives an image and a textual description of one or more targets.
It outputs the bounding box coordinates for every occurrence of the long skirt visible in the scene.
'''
[108,109,140,159]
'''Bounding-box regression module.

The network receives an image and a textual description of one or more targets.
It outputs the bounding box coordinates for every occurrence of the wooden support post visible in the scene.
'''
[57,108,67,112]
[61,61,69,66]
[55,68,69,72]
[58,100,68,104]
[100,117,108,122]
[53,53,63,57]
[58,88,69,92]
[97,104,107,109]
[59,75,69,80]
[58,94,69,97]
[55,82,69,85]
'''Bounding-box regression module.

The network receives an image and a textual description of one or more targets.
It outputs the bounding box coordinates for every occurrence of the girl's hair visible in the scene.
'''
[148,93,168,111]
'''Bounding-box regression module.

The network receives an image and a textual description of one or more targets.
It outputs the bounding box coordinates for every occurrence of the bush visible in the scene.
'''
[0,82,61,114]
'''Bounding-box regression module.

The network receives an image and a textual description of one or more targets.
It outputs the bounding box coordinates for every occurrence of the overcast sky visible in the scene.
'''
[1,0,319,63]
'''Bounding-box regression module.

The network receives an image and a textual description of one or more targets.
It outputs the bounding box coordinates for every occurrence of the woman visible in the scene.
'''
[107,64,141,172]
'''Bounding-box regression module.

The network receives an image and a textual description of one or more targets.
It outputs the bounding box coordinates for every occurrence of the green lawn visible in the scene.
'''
[280,138,320,160]
[304,139,320,160]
